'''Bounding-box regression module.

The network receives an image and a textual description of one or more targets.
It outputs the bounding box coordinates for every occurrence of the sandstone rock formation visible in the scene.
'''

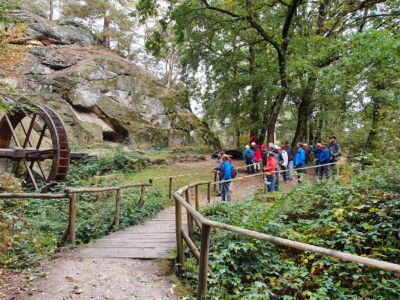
[1,5,220,150]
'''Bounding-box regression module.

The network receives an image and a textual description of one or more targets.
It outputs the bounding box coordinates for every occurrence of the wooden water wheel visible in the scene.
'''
[0,104,71,190]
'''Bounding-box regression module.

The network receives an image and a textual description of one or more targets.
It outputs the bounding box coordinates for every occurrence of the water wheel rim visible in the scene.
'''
[0,103,70,187]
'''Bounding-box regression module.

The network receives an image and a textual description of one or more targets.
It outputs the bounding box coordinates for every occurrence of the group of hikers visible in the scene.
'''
[213,136,342,202]
[243,136,341,192]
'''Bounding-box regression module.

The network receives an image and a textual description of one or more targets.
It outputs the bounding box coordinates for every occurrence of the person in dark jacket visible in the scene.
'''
[310,143,323,175]
[294,142,306,184]
[329,136,341,179]
[284,141,295,180]
[261,144,268,168]
[212,151,224,196]
[243,145,255,174]
[273,145,284,191]
[319,142,330,180]
[220,154,232,202]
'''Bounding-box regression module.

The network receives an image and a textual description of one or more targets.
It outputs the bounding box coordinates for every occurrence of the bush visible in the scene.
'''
[182,159,400,299]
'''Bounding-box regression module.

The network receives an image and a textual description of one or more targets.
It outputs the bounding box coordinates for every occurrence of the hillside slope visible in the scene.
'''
[1,6,220,149]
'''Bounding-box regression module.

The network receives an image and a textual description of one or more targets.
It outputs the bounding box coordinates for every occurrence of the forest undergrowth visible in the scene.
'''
[0,151,166,271]
[180,159,400,299]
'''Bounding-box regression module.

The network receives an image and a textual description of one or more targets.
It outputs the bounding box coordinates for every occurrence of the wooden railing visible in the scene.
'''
[0,181,152,245]
[173,165,400,300]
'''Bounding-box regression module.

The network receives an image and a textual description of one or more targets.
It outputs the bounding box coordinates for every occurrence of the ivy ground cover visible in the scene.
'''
[182,160,400,299]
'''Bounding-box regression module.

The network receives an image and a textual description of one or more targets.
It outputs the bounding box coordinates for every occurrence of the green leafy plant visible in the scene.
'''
[181,159,400,299]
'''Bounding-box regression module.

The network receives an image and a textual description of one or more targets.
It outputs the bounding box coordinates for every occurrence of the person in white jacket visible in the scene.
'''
[279,145,289,182]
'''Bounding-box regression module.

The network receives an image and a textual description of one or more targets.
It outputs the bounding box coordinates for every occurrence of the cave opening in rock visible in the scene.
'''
[103,131,120,142]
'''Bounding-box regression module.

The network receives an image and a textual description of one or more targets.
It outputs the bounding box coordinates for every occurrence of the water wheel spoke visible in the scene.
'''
[4,114,21,147]
[23,159,38,190]
[21,113,37,148]
[36,123,47,150]
[30,123,48,170]
[36,160,48,182]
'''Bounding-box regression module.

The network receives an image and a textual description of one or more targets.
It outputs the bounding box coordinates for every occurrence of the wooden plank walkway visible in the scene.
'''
[72,206,186,259]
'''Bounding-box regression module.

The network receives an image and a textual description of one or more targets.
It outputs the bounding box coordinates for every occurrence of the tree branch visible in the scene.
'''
[200,0,281,53]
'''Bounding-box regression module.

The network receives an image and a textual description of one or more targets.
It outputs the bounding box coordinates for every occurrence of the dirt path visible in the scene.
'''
[177,157,319,204]
[2,157,318,299]
[2,207,183,300]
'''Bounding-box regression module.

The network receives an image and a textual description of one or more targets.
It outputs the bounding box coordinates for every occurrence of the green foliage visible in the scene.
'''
[0,0,19,25]
[0,152,166,270]
[64,152,138,186]
[182,160,400,298]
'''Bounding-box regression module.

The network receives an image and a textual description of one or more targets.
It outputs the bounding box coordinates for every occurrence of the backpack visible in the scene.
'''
[244,150,253,163]
[231,166,237,179]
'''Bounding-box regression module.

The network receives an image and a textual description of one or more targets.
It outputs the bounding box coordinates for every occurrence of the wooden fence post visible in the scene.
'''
[197,224,211,300]
[213,172,217,194]
[115,188,121,227]
[169,177,173,201]
[207,182,211,203]
[68,192,76,244]
[139,185,145,207]
[185,189,195,240]
[195,185,200,211]
[175,195,184,273]
[263,173,267,194]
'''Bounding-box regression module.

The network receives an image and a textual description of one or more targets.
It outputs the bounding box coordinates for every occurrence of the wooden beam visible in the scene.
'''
[115,188,121,227]
[68,193,76,244]
[197,224,211,300]
[175,195,184,273]
[186,189,195,241]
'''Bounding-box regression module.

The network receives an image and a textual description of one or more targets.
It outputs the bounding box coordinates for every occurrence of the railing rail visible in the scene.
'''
[173,164,400,300]
[0,181,153,245]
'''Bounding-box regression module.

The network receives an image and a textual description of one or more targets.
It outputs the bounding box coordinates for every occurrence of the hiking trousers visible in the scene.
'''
[221,181,231,202]
[319,163,329,180]
[246,161,255,174]
[266,175,275,192]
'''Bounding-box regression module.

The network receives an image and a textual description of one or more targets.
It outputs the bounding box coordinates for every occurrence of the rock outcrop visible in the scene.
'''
[2,6,220,150]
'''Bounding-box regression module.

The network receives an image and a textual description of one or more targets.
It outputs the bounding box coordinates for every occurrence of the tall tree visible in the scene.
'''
[137,0,302,143]
[64,0,134,49]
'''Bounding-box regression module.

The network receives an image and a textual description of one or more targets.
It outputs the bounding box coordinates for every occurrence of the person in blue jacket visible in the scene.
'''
[310,143,323,175]
[220,154,232,202]
[243,145,255,174]
[294,142,306,184]
[319,142,330,180]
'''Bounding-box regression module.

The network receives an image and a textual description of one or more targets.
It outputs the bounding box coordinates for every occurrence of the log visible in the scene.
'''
[139,185,145,207]
[0,193,68,199]
[195,185,200,211]
[207,182,211,203]
[186,189,195,241]
[68,193,76,244]
[169,177,173,201]
[197,224,211,300]
[175,196,184,273]
[115,188,121,227]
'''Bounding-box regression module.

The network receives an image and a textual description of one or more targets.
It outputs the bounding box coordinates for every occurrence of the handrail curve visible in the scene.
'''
[173,168,400,300]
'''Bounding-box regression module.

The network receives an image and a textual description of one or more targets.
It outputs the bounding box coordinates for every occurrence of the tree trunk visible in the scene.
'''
[292,77,316,146]
[236,129,240,148]
[248,45,262,142]
[315,112,323,143]
[232,123,237,150]
[365,93,383,151]
[49,0,54,21]
[103,17,110,48]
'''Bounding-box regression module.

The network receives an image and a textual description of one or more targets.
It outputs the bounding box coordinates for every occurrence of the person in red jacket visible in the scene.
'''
[251,142,262,172]
[264,151,276,192]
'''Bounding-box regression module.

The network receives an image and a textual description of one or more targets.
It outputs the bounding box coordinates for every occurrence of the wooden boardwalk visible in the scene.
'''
[72,206,185,259]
